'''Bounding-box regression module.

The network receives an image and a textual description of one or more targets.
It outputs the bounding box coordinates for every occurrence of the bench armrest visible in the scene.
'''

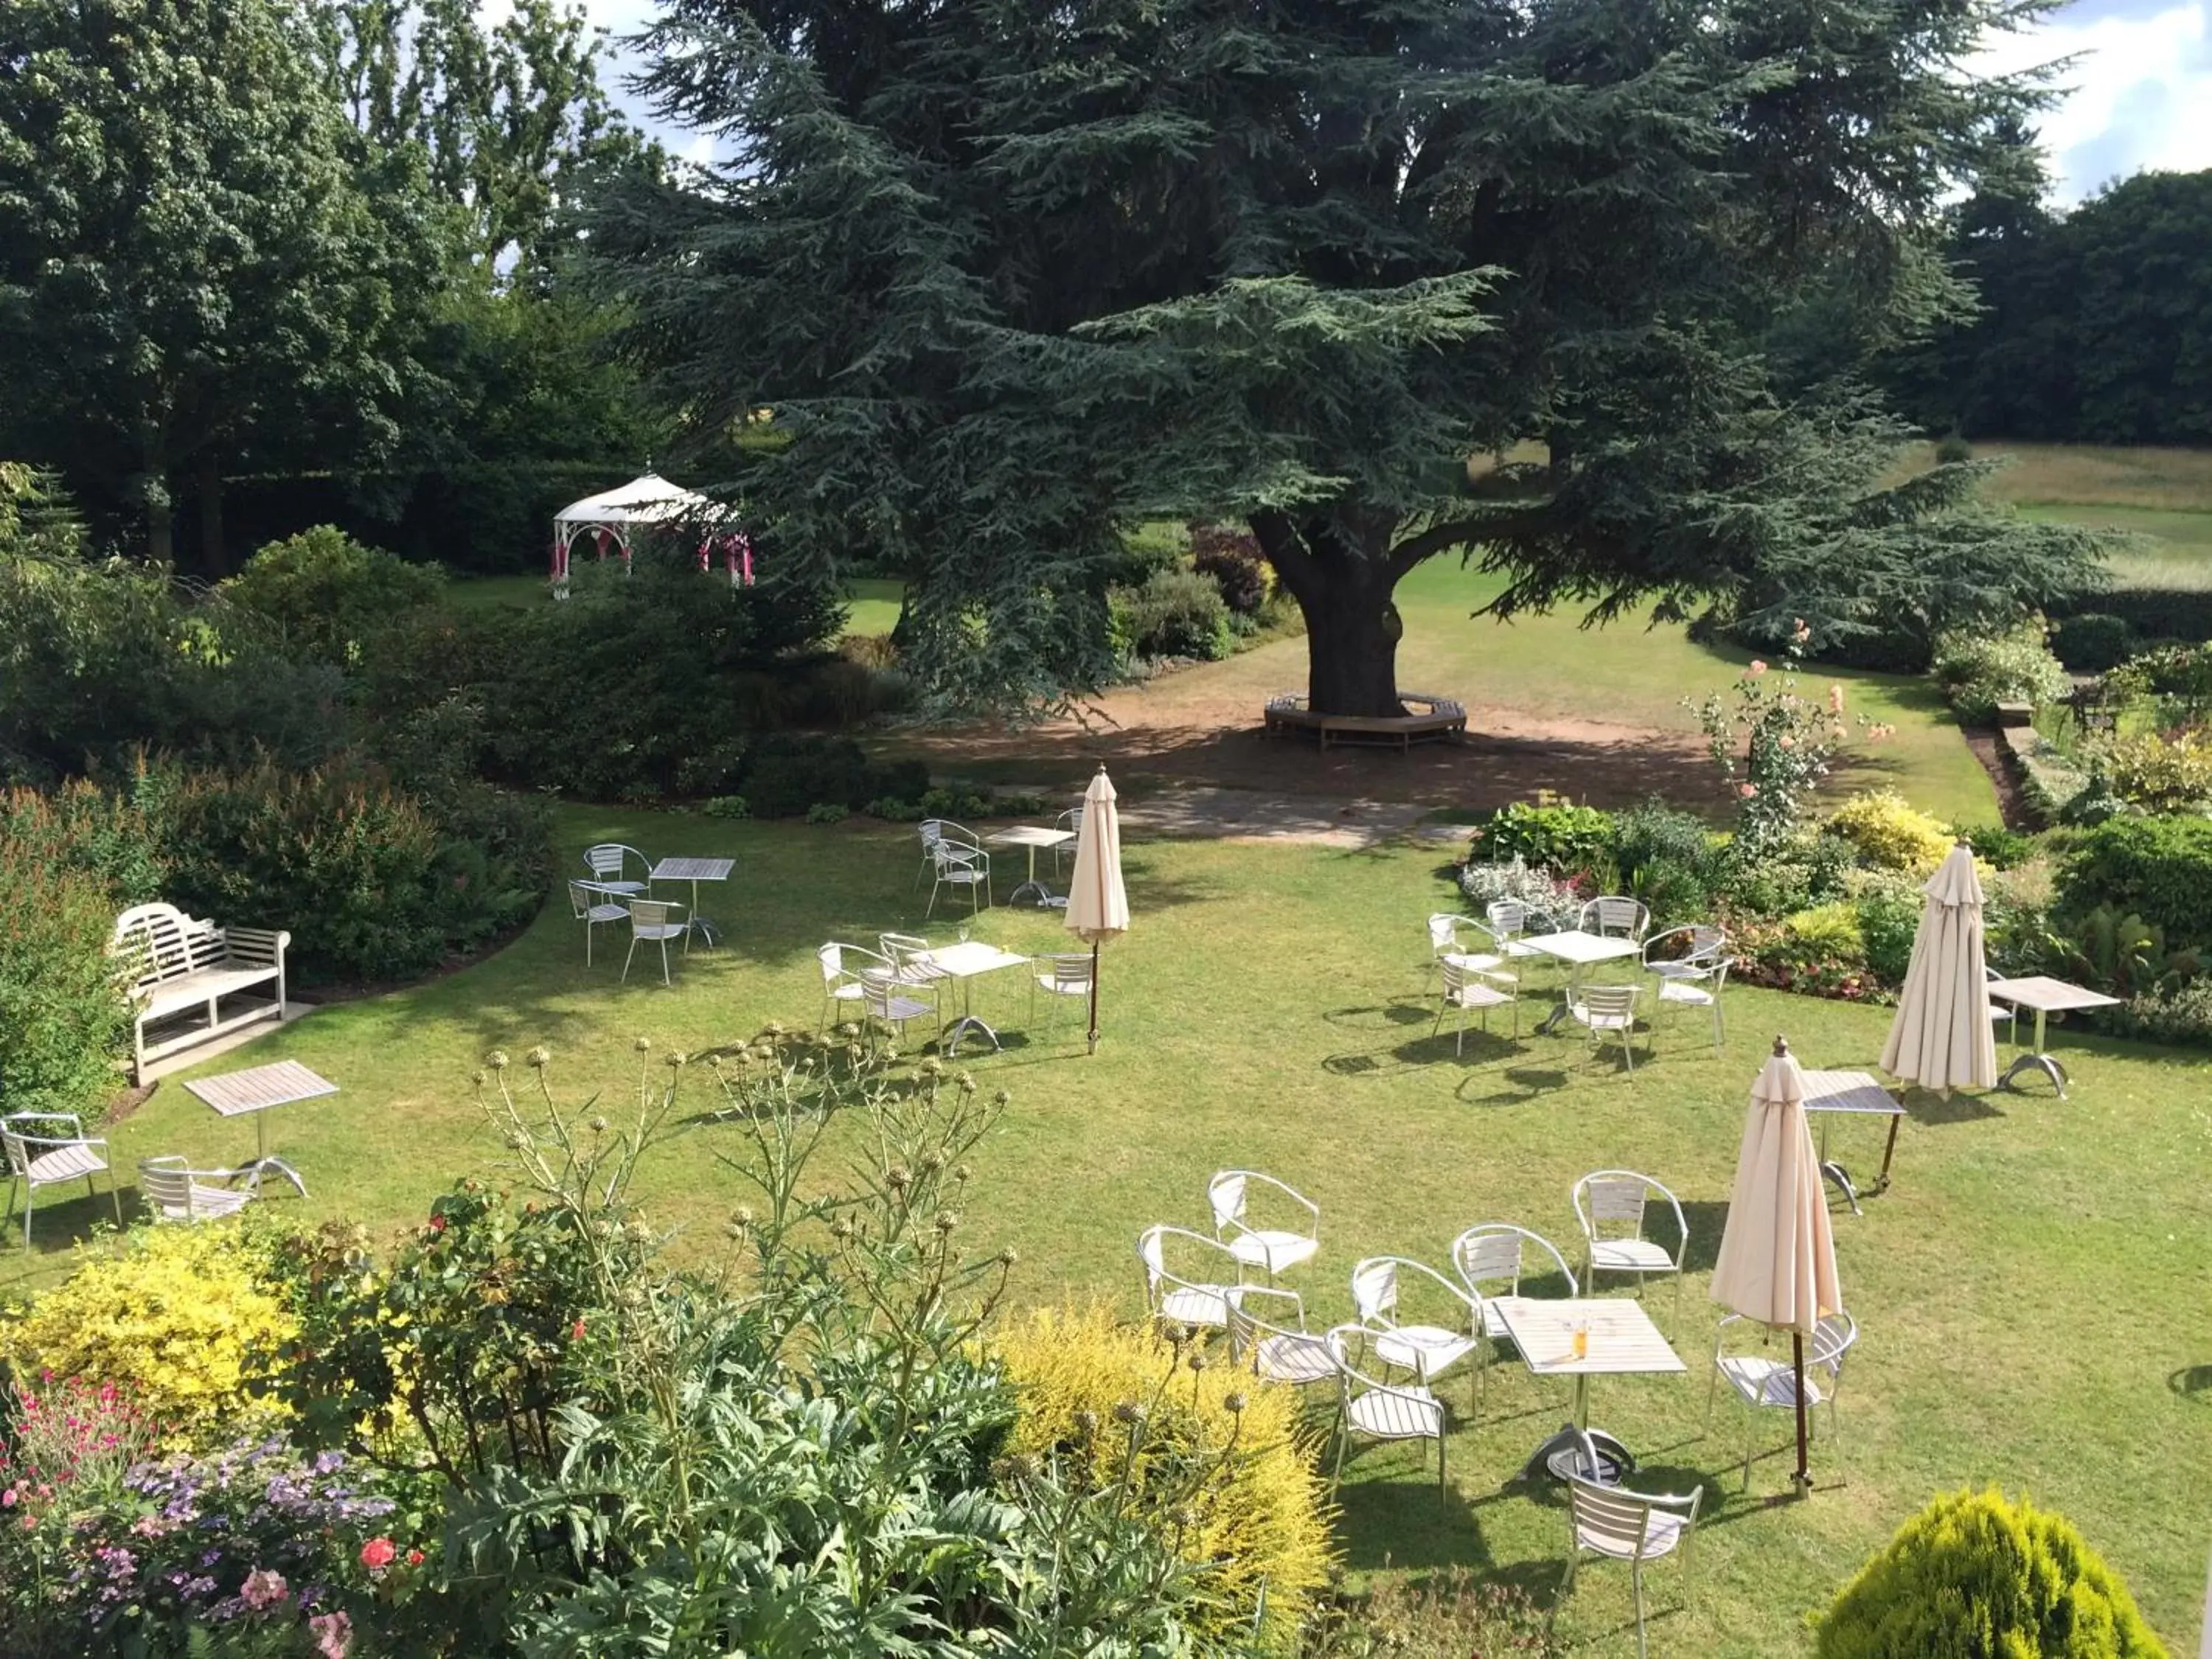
[10,1131,108,1152]
[223,927,291,967]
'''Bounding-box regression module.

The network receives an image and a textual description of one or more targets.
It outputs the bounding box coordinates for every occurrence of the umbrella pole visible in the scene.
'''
[1793,1331,1811,1496]
[1086,942,1100,1055]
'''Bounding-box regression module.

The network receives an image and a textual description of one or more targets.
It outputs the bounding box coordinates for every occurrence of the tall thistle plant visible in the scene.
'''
[279,1026,1254,1655]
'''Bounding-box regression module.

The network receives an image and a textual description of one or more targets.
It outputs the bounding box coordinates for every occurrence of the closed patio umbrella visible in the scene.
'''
[1711,1036,1843,1494]
[1879,842,1997,1094]
[1062,765,1129,1055]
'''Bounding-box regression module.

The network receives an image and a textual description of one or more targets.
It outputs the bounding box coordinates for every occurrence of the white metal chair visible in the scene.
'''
[1435,957,1519,1056]
[2,1113,123,1248]
[1031,952,1094,1030]
[1053,805,1084,875]
[818,942,892,1030]
[1986,964,2020,1046]
[1450,1222,1579,1403]
[1652,958,1731,1051]
[916,819,982,888]
[582,843,653,898]
[1228,1284,1340,1394]
[1326,1323,1450,1496]
[621,897,689,985]
[1568,982,1642,1071]
[1562,1447,1704,1659]
[859,968,938,1051]
[567,880,631,966]
[1350,1256,1484,1411]
[1579,895,1651,942]
[1208,1170,1320,1281]
[926,841,992,919]
[1642,924,1725,980]
[1707,1310,1860,1491]
[136,1156,255,1224]
[1572,1171,1689,1332]
[1485,900,1560,966]
[1136,1223,1246,1334]
[879,933,948,1030]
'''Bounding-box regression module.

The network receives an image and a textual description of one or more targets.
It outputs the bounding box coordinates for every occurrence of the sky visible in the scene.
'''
[532,0,2211,206]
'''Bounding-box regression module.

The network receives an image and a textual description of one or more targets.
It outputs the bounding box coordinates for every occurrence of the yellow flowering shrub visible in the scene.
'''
[0,1224,296,1445]
[1824,790,1955,874]
[993,1304,1335,1654]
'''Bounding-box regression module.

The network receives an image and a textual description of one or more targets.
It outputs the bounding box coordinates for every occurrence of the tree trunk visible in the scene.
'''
[197,447,226,574]
[1252,510,1408,717]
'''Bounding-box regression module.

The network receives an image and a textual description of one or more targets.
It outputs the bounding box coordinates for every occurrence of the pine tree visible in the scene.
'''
[594,0,2105,713]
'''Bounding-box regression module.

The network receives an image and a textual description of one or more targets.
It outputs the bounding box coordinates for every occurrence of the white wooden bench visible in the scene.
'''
[111,902,291,1082]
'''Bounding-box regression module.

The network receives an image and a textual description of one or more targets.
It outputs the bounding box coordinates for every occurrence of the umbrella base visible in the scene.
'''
[1523,1425,1635,1486]
[942,1017,1001,1057]
[1820,1160,1863,1215]
[2001,1052,2068,1099]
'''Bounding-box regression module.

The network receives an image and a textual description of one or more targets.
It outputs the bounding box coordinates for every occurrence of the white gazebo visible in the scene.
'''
[549,473,751,592]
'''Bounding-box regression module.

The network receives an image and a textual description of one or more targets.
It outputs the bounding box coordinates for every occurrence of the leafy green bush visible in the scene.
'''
[1458,855,1578,914]
[1932,622,2072,723]
[1961,824,2033,869]
[1855,886,1924,985]
[805,801,851,824]
[742,734,928,818]
[995,1304,1334,1652]
[1470,801,1616,875]
[2096,730,2212,812]
[1815,1487,2165,1659]
[1824,790,1954,874]
[0,796,135,1116]
[1189,524,1270,615]
[2059,815,2212,956]
[156,757,543,985]
[703,793,750,818]
[1111,567,1233,661]
[2053,904,2200,998]
[2107,979,2212,1046]
[2051,613,2134,672]
[222,526,445,664]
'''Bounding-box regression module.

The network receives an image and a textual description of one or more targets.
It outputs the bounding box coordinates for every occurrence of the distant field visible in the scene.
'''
[843,577,905,636]
[1924,440,2212,587]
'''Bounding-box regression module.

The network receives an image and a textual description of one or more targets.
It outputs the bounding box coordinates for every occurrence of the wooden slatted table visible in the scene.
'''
[1490,1295,1686,1482]
[1985,975,2122,1099]
[651,855,735,945]
[182,1059,336,1197]
[985,826,1074,908]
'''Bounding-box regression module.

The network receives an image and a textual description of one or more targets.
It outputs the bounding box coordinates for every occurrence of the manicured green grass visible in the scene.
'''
[844,577,905,637]
[14,808,2206,1654]
[1386,561,1992,824]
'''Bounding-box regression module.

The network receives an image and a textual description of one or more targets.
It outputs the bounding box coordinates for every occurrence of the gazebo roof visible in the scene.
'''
[554,472,724,529]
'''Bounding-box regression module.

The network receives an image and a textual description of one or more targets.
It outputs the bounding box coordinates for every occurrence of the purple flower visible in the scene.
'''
[312,1450,344,1475]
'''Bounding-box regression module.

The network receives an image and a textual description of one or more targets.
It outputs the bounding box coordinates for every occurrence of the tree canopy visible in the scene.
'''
[595,0,2107,714]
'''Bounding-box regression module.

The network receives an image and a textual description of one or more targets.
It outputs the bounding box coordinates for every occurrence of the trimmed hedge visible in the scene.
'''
[2058,815,2212,956]
[2053,585,2212,644]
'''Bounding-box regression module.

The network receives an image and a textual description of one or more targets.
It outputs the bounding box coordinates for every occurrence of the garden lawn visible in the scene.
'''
[1386,560,1992,822]
[10,808,2208,1655]
[445,568,906,638]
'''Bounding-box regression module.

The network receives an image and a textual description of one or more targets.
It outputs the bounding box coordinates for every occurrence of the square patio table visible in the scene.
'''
[1520,931,1643,1034]
[182,1059,335,1197]
[650,855,734,945]
[1985,975,2121,1099]
[985,826,1074,908]
[916,939,1032,1055]
[1801,1068,1906,1211]
[1489,1294,1685,1482]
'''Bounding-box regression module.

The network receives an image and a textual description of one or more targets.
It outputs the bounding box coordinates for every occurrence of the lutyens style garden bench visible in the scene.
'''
[111,902,291,1082]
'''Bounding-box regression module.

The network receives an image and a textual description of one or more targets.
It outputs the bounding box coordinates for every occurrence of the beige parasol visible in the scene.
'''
[1062,765,1129,1054]
[1879,841,1997,1093]
[1711,1036,1843,1492]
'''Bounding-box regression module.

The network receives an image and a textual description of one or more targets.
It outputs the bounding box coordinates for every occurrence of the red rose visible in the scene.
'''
[570,1318,586,1340]
[360,1537,396,1570]
[406,1548,425,1567]
[428,1214,447,1234]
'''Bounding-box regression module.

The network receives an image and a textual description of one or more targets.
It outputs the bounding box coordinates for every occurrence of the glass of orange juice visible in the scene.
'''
[1571,1320,1590,1360]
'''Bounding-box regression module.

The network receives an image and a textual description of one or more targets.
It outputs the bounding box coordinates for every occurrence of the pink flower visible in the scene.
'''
[242,1568,288,1610]
[1792,619,1812,643]
[310,1610,353,1659]
[1,1489,14,1509]
[1746,659,1768,677]
[427,1214,447,1234]
[406,1547,425,1567]
[1737,783,1759,799]
[1778,734,1795,750]
[360,1537,396,1571]
[571,1318,586,1340]
[1828,684,1846,714]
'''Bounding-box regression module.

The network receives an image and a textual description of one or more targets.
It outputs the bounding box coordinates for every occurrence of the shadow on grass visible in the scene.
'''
[2169,1364,2212,1399]
[1332,1459,1494,1571]
[1903,1087,2006,1126]
[1677,1201,1728,1276]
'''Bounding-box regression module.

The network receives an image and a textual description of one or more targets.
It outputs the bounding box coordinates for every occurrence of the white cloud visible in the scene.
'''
[1975,2,2212,201]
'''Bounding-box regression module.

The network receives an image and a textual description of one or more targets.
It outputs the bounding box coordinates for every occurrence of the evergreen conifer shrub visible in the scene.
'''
[1815,1488,2166,1659]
